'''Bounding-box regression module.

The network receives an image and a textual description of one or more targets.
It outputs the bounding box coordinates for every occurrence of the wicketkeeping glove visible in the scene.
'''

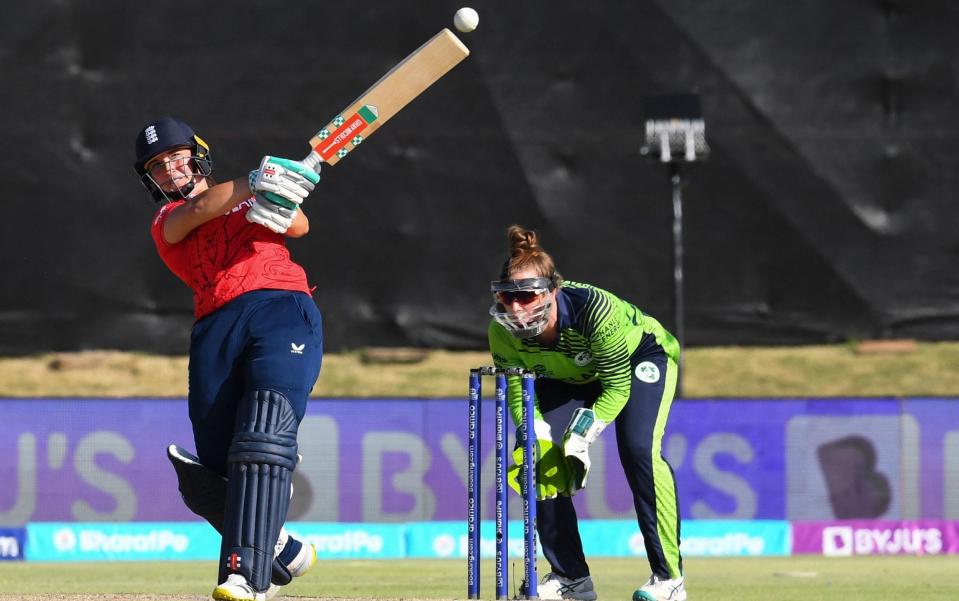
[245,196,297,234]
[248,156,321,210]
[506,419,573,500]
[507,440,573,500]
[562,407,606,494]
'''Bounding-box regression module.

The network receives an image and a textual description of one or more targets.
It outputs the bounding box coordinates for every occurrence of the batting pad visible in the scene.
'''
[167,444,227,529]
[167,444,296,586]
[219,389,300,592]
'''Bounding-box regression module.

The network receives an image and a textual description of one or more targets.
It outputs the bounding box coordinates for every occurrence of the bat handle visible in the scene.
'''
[302,151,322,173]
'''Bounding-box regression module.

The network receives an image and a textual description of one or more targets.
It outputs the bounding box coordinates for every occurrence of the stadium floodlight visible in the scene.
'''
[640,94,709,398]
[640,94,710,163]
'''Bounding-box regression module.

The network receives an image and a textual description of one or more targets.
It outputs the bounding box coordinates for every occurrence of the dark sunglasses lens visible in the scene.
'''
[500,291,539,304]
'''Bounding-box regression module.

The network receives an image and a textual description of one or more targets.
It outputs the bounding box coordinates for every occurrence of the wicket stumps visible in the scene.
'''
[468,367,538,600]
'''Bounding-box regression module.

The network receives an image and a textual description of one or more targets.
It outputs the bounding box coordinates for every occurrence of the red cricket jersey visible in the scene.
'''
[151,198,311,320]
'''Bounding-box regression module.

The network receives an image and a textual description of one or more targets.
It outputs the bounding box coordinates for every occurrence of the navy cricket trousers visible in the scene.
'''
[187,289,323,475]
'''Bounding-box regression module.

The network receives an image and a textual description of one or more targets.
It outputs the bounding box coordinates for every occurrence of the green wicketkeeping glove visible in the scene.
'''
[507,436,573,500]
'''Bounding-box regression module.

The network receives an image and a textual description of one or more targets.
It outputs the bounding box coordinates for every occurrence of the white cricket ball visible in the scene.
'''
[453,7,479,33]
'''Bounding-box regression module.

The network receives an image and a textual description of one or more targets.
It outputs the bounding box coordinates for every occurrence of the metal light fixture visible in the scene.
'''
[640,94,709,163]
[640,94,709,398]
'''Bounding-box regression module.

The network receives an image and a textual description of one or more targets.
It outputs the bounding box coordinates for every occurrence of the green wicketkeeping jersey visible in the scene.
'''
[488,280,680,425]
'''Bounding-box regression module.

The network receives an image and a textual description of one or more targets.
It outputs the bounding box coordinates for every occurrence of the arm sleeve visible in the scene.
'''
[584,293,633,423]
[488,322,538,427]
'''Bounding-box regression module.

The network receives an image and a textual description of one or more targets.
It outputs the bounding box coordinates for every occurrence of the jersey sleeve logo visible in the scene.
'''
[634,361,661,383]
[153,202,174,226]
[574,351,593,366]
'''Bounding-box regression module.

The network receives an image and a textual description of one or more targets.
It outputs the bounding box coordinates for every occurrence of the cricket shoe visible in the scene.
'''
[528,573,597,601]
[212,574,269,601]
[632,574,686,601]
[262,528,317,599]
[275,527,317,578]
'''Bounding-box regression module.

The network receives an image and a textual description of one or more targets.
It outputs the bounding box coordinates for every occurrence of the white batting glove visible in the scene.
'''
[248,156,321,210]
[245,196,297,234]
[562,408,606,494]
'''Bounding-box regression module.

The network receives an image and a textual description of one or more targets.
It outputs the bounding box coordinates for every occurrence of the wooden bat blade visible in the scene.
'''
[306,28,469,167]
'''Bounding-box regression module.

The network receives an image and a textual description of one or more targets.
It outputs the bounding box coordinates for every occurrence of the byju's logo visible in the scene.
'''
[822,527,853,556]
[822,525,943,556]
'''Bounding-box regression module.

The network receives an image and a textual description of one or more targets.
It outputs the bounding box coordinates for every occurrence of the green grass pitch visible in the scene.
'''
[0,556,956,600]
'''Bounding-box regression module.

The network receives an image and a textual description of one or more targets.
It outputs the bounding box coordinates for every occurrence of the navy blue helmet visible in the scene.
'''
[133,117,213,202]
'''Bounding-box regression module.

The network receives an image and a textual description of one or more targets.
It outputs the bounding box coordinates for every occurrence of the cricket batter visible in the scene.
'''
[133,117,323,601]
[488,225,686,601]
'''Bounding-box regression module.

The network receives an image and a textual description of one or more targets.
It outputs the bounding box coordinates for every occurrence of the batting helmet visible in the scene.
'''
[133,116,213,202]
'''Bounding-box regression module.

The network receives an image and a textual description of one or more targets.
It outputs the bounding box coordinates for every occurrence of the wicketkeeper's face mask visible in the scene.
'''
[489,277,554,339]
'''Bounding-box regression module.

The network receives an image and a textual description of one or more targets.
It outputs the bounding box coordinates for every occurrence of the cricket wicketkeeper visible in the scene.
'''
[489,225,686,601]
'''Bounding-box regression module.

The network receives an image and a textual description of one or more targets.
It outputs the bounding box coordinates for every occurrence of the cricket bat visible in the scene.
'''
[301,28,469,171]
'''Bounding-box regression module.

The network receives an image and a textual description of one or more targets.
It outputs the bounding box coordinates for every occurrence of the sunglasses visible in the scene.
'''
[496,290,544,305]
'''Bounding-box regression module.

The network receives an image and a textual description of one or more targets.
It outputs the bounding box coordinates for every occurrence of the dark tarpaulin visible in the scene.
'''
[1,0,957,354]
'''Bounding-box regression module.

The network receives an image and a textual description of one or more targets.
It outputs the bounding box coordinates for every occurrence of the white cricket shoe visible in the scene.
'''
[633,574,686,601]
[535,573,597,601]
[267,527,317,597]
[275,526,316,577]
[285,539,317,577]
[212,574,268,601]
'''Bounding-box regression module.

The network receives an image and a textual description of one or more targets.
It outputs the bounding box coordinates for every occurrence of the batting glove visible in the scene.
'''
[248,156,321,210]
[245,196,297,234]
[563,407,606,494]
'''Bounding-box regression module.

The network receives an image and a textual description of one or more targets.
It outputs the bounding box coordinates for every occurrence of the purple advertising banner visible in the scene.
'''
[0,397,957,524]
[0,400,195,524]
[793,520,959,556]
